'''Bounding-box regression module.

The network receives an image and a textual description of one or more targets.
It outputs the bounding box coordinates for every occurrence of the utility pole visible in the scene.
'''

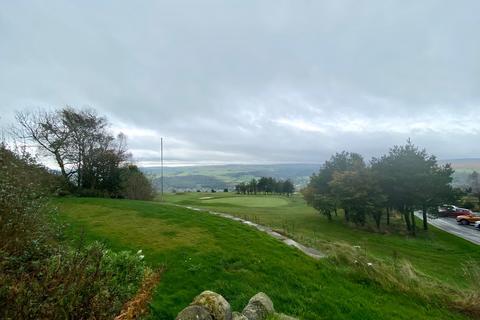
[160,137,164,202]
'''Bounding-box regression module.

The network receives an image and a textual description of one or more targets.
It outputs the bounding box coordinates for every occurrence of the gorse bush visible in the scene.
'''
[0,145,149,319]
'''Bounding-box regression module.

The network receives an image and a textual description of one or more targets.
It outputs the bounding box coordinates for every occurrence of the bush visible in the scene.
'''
[0,145,149,319]
[0,241,147,319]
[120,165,155,200]
[461,200,475,210]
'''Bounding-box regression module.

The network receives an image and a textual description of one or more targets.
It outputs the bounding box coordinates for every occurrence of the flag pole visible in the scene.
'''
[161,137,164,201]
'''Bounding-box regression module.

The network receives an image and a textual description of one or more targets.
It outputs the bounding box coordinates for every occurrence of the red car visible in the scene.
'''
[438,205,473,217]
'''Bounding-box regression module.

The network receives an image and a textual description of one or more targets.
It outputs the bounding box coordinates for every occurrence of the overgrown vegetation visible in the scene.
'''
[0,145,149,319]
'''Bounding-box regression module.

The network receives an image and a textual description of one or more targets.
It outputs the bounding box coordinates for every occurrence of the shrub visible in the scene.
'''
[120,165,155,200]
[1,241,148,319]
[0,145,149,319]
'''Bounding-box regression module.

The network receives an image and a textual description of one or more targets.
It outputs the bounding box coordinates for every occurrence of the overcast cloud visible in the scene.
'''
[1,0,479,166]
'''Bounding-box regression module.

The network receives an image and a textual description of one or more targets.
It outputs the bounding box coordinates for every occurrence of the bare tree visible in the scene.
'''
[14,107,129,194]
[15,109,72,181]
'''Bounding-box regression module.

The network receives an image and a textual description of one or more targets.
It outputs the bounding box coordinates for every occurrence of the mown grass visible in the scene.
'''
[201,195,289,207]
[56,197,471,320]
[163,192,480,290]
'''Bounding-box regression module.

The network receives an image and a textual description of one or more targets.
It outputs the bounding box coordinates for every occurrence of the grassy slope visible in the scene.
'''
[55,197,469,320]
[164,192,480,290]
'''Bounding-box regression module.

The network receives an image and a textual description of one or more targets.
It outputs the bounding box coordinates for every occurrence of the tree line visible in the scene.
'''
[13,107,154,200]
[302,141,455,235]
[235,177,295,195]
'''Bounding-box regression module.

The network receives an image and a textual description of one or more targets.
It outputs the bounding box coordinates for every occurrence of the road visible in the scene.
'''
[415,212,480,245]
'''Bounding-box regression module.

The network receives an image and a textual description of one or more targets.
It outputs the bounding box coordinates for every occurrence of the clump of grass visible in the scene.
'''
[325,242,480,318]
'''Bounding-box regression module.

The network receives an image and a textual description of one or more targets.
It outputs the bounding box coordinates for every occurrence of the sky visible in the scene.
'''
[1,0,479,166]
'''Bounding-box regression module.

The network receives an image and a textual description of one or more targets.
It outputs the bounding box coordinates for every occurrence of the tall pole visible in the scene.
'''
[161,137,164,201]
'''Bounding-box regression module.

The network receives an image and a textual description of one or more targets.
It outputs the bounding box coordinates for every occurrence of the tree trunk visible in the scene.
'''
[410,210,416,236]
[54,151,68,182]
[326,211,332,221]
[404,210,411,231]
[375,213,381,229]
[422,205,428,231]
[386,207,390,225]
[344,208,350,222]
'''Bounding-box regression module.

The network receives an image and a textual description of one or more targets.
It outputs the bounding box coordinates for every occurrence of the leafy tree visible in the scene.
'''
[120,165,155,200]
[248,178,258,194]
[330,168,387,228]
[468,171,480,193]
[282,179,295,196]
[302,152,365,222]
[371,141,453,234]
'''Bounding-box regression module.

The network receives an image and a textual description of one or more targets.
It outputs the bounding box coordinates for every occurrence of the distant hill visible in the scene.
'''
[141,159,480,191]
[440,158,480,187]
[141,163,320,192]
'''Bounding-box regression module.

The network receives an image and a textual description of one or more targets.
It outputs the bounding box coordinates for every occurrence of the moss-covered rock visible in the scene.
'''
[242,292,274,320]
[232,311,249,320]
[176,305,213,320]
[191,290,232,320]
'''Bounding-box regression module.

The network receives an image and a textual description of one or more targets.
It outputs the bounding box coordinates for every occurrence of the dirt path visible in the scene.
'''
[181,205,325,259]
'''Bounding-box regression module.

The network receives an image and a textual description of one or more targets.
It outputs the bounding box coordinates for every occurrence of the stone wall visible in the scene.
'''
[175,291,298,320]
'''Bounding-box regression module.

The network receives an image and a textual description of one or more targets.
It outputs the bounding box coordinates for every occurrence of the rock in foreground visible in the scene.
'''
[176,305,213,320]
[176,291,296,320]
[241,292,274,320]
[191,290,232,320]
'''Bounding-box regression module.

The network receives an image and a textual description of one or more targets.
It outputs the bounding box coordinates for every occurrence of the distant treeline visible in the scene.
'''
[235,177,294,195]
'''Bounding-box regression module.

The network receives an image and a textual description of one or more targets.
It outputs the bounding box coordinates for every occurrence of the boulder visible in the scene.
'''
[274,313,298,320]
[191,290,232,320]
[242,292,274,320]
[176,305,213,320]
[232,311,249,320]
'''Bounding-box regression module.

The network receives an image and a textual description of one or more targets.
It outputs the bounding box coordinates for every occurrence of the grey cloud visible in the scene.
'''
[1,0,480,165]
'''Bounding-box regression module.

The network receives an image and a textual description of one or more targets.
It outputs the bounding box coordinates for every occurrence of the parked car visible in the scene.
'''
[438,205,473,217]
[475,221,480,230]
[456,212,480,225]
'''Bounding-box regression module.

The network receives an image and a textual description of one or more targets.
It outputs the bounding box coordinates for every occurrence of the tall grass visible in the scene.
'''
[326,242,480,318]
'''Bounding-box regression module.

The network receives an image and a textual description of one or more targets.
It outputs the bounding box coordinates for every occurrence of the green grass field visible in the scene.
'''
[55,197,474,319]
[163,192,480,290]
[201,196,289,207]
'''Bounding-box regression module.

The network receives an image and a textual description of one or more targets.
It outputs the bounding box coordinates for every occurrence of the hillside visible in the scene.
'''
[56,197,471,320]
[141,164,319,191]
[141,159,480,191]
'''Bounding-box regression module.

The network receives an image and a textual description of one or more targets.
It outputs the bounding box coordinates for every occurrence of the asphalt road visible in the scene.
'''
[415,212,480,245]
